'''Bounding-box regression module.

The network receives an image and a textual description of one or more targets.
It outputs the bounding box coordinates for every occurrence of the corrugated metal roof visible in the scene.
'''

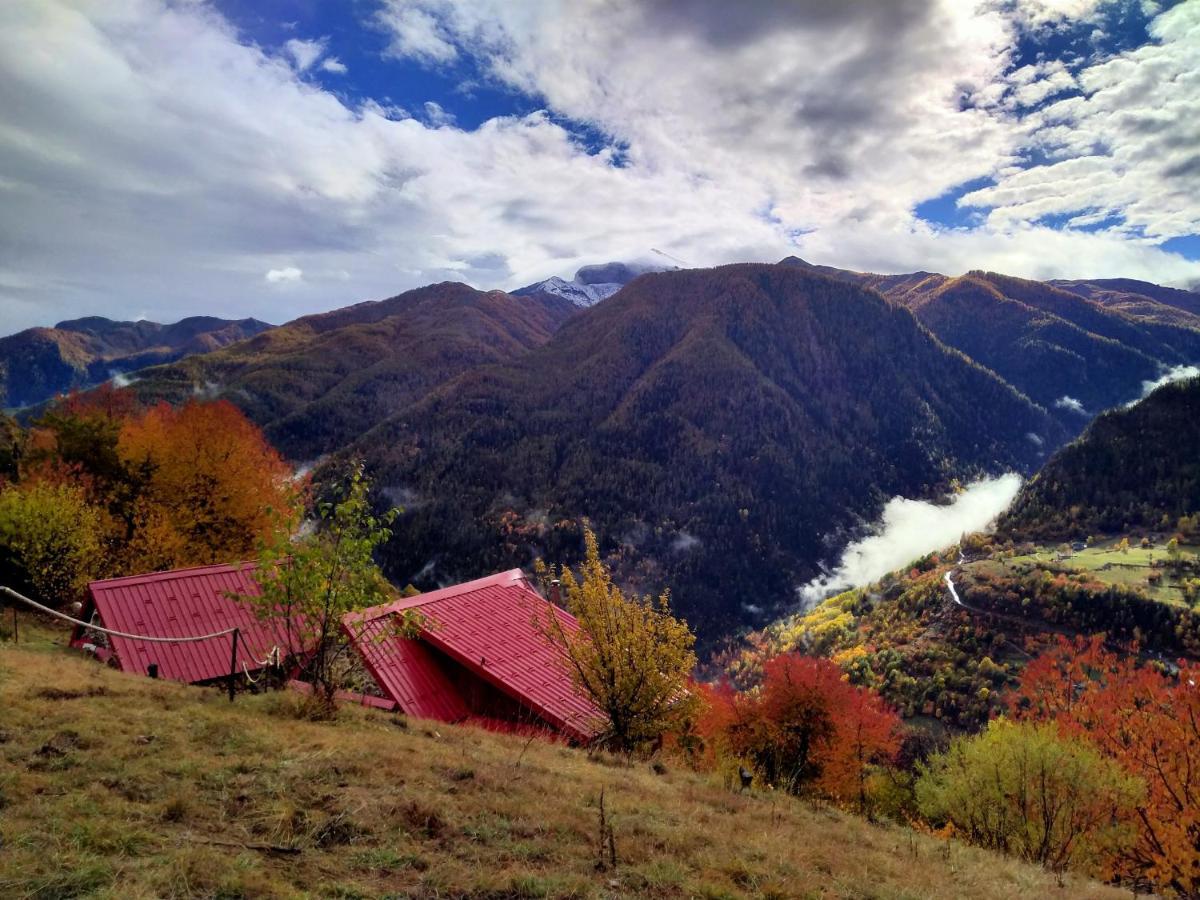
[345,570,602,741]
[83,563,296,685]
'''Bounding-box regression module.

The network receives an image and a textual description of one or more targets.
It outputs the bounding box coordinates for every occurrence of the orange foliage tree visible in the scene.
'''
[117,400,298,571]
[726,654,901,810]
[1011,635,1200,895]
[20,390,297,578]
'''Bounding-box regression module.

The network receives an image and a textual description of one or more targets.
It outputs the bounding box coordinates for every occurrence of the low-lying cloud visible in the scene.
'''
[799,474,1023,606]
[1054,395,1088,415]
[1132,364,1200,404]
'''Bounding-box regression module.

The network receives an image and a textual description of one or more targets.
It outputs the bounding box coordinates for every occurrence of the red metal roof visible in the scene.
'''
[344,569,602,742]
[80,563,296,685]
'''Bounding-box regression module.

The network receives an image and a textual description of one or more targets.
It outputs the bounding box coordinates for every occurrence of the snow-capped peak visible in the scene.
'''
[513,261,669,308]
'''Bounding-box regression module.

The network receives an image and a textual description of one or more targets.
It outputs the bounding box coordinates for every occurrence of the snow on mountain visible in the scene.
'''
[513,261,670,308]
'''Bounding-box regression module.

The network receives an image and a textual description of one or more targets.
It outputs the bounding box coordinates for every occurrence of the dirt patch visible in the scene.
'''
[35,730,85,757]
[399,800,445,839]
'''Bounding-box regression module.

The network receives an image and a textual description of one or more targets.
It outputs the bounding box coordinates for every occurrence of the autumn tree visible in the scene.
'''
[0,480,104,608]
[24,390,297,576]
[726,654,900,807]
[916,719,1141,874]
[117,400,297,570]
[819,678,903,813]
[1012,636,1200,894]
[249,462,402,717]
[538,526,700,755]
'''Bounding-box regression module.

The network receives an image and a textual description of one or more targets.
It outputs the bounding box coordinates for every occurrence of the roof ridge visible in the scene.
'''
[346,568,529,624]
[89,561,257,589]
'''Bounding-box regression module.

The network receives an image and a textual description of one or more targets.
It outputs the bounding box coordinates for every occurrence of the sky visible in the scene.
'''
[1,0,1198,332]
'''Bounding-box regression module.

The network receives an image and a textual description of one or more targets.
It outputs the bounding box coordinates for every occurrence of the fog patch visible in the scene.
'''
[671,531,701,553]
[798,474,1023,607]
[1054,395,1088,415]
[1129,364,1199,405]
[382,485,425,510]
[293,458,324,482]
[192,380,222,399]
[109,370,136,388]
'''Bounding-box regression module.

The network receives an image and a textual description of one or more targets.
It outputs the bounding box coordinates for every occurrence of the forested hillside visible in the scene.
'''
[782,258,1200,428]
[0,316,271,409]
[350,264,1062,640]
[130,284,577,460]
[1002,375,1200,540]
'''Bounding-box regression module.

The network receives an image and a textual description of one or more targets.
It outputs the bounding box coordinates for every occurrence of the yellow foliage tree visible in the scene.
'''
[538,526,700,754]
[0,480,104,607]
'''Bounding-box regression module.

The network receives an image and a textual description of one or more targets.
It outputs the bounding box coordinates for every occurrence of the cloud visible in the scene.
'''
[1011,0,1108,27]
[377,2,458,63]
[284,37,325,72]
[320,57,347,75]
[1131,364,1200,403]
[963,2,1200,243]
[1055,395,1089,414]
[422,100,455,127]
[799,474,1023,606]
[0,0,1197,332]
[265,266,303,283]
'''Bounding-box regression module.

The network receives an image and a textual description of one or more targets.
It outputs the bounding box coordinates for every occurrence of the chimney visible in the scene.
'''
[549,578,562,606]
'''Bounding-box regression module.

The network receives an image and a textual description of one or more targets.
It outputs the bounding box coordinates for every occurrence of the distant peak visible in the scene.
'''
[514,259,671,308]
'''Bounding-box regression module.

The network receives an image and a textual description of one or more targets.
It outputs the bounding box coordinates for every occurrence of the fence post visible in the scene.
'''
[228,628,240,703]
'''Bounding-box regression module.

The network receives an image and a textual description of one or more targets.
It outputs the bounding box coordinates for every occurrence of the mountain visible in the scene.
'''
[347,263,1064,641]
[1001,374,1200,540]
[0,316,272,409]
[781,258,1200,427]
[130,283,578,461]
[1053,277,1200,327]
[513,260,670,308]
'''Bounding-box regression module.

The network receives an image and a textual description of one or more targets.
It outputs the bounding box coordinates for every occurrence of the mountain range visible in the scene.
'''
[29,256,1200,640]
[0,315,272,410]
[781,258,1200,429]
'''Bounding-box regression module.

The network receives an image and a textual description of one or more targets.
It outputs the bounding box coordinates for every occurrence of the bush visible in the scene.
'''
[916,719,1140,874]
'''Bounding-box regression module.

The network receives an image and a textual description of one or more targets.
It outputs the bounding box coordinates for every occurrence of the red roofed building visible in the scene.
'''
[343,569,601,743]
[72,563,295,684]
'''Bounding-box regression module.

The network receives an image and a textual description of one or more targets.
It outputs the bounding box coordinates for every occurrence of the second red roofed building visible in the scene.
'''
[343,569,602,743]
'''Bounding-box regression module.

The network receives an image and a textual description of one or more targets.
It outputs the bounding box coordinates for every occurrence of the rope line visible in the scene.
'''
[1,585,238,644]
[240,661,262,684]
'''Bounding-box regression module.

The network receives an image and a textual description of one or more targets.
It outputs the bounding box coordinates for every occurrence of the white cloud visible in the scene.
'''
[376,3,458,63]
[320,57,347,75]
[799,474,1023,605]
[265,266,303,283]
[284,37,325,72]
[0,0,1197,333]
[965,2,1200,242]
[1011,0,1108,27]
[422,100,455,127]
[1055,395,1088,414]
[1130,364,1200,404]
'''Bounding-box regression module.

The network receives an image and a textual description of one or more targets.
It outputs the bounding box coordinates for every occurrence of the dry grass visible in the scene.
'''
[0,615,1125,899]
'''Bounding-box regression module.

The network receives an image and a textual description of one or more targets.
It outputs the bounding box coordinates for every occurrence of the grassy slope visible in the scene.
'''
[987,537,1200,606]
[0,617,1122,900]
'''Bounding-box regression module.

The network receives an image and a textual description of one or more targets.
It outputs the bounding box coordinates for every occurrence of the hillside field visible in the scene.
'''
[973,537,1200,606]
[0,614,1123,900]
